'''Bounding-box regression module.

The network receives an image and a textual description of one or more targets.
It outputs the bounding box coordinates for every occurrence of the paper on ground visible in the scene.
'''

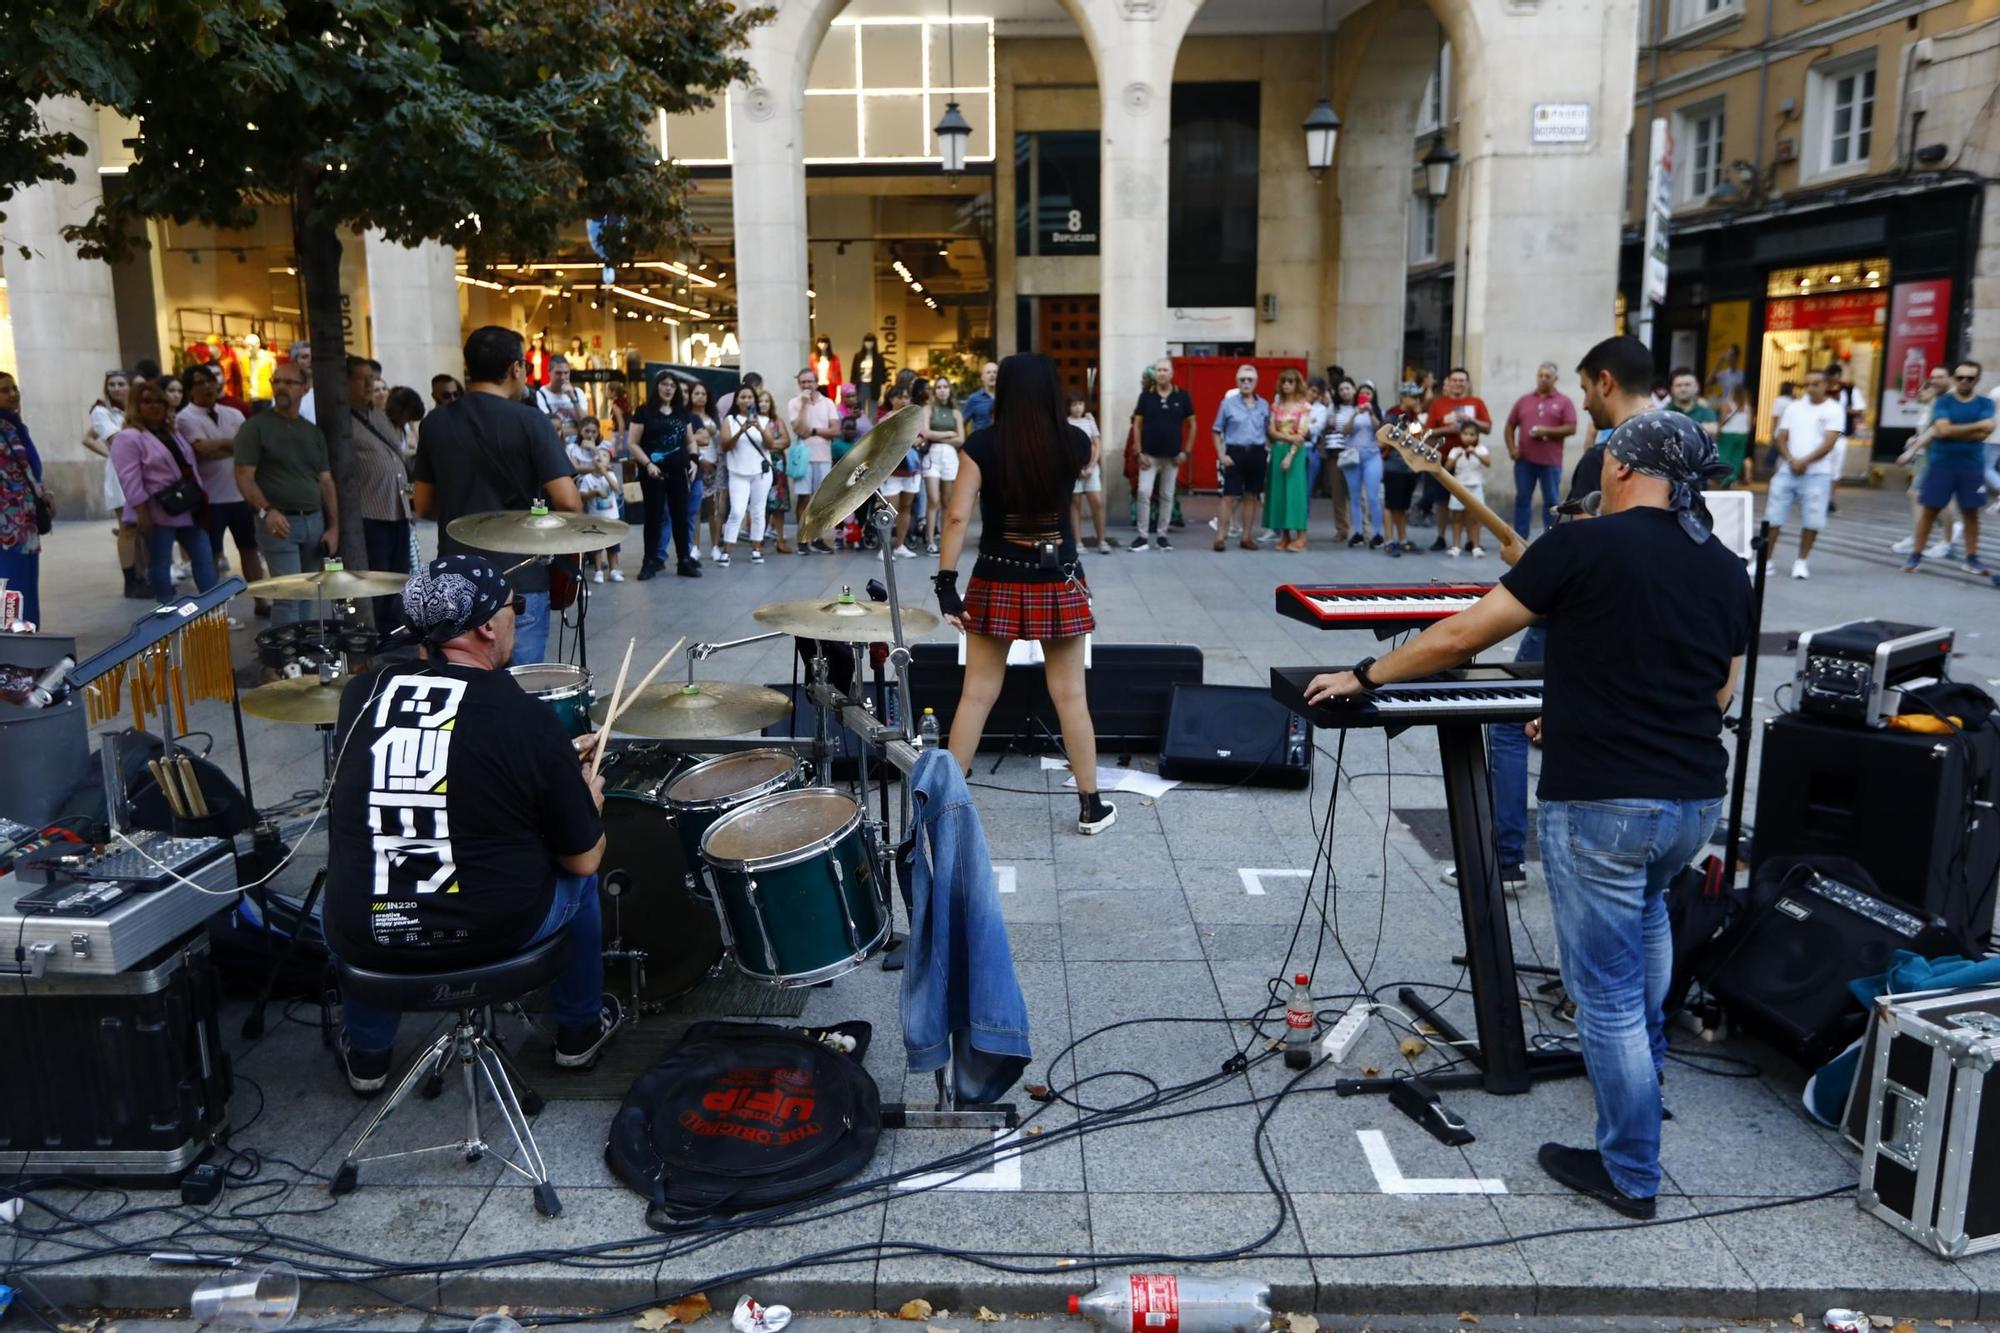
[1039,756,1179,798]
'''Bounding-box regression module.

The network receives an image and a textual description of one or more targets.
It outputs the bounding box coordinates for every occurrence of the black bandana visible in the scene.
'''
[1605,410,1733,543]
[402,554,510,644]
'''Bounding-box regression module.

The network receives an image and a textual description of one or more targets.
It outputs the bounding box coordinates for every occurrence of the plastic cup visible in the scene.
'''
[190,1261,300,1330]
[469,1318,527,1333]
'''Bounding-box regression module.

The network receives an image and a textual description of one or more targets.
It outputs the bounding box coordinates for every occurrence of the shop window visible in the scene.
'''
[1417,44,1451,137]
[1015,131,1101,257]
[1673,100,1726,204]
[1806,54,1875,180]
[1168,83,1259,309]
[1409,192,1438,265]
[1669,0,1740,37]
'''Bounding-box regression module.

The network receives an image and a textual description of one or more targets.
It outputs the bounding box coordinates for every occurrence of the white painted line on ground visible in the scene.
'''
[1238,868,1309,896]
[995,865,1016,894]
[896,1127,1025,1192]
[1357,1129,1507,1195]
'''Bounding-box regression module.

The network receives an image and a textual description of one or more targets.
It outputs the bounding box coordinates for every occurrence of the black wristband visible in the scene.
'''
[1352,656,1380,691]
[933,570,964,618]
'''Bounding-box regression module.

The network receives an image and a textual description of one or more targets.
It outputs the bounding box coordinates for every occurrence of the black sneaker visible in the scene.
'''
[1078,794,1118,835]
[1347,533,1365,547]
[1129,536,1151,551]
[1440,863,1528,894]
[1536,1143,1655,1219]
[676,560,703,578]
[336,1034,392,1099]
[1155,534,1172,550]
[812,539,836,554]
[1369,534,1384,548]
[636,561,659,582]
[555,995,625,1070]
[1429,536,1448,552]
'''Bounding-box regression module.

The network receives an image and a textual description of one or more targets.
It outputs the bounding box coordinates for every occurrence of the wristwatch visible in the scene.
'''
[1352,656,1381,691]
[256,506,270,520]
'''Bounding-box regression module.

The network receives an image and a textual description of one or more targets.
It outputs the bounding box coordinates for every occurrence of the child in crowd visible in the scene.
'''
[1447,419,1490,558]
[569,417,624,583]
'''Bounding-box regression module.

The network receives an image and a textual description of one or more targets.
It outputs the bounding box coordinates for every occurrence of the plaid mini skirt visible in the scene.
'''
[962,575,1094,641]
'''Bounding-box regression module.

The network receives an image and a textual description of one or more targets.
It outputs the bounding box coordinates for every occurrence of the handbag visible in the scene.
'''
[153,477,203,517]
[10,434,51,534]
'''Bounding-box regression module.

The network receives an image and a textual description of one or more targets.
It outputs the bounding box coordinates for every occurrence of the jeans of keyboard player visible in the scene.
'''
[1537,795,1721,1200]
[339,872,604,1056]
[512,590,551,665]
[1489,625,1546,868]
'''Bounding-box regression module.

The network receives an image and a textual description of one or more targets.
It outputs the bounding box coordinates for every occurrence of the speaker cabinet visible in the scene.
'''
[906,643,1203,753]
[1158,684,1311,788]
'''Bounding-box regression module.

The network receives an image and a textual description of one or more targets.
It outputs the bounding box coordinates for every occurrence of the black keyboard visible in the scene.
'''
[1271,664,1543,730]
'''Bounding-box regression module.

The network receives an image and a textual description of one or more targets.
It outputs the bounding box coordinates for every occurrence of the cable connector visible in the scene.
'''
[1320,1004,1372,1064]
[1220,1051,1250,1075]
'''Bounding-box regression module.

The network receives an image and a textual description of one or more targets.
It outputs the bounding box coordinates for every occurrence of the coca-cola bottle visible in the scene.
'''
[1283,972,1316,1069]
[1069,1276,1272,1333]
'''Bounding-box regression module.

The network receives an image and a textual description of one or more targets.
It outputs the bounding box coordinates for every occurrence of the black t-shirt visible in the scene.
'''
[1499,506,1751,801]
[961,423,1093,583]
[633,404,691,462]
[1566,440,1606,504]
[413,395,574,593]
[1131,387,1196,458]
[325,662,602,969]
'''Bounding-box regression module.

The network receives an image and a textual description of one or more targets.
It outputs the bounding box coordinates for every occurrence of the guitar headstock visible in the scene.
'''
[1386,421,1445,476]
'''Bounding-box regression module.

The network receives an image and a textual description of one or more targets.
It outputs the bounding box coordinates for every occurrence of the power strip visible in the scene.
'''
[1320,1004,1373,1064]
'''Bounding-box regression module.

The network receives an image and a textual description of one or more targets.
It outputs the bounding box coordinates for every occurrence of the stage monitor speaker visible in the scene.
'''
[906,643,1203,754]
[1158,684,1311,788]
[760,681,899,782]
[1705,870,1958,1066]
[1753,712,2000,951]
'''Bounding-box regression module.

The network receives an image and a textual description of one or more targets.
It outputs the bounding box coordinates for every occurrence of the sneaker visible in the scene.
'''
[812,539,836,554]
[1348,534,1364,548]
[1763,561,1778,579]
[1470,546,1486,559]
[717,549,731,566]
[171,559,192,583]
[1386,542,1403,558]
[1156,535,1172,550]
[335,1033,392,1098]
[592,569,605,584]
[1924,539,1951,559]
[676,560,703,578]
[1964,556,1990,576]
[709,544,723,561]
[926,542,940,555]
[1902,555,1922,574]
[608,569,625,583]
[1441,863,1528,893]
[555,995,626,1070]
[1536,1143,1656,1220]
[1891,536,1917,556]
[1446,545,1461,558]
[1429,536,1448,552]
[1078,795,1118,835]
[1369,534,1384,548]
[1258,529,1277,544]
[1129,536,1151,551]
[1791,558,1810,580]
[750,547,764,562]
[1095,542,1113,554]
[892,545,918,559]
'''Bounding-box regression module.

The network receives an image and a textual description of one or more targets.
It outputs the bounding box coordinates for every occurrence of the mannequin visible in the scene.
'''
[850,332,886,419]
[525,332,551,387]
[812,335,842,399]
[240,334,273,403]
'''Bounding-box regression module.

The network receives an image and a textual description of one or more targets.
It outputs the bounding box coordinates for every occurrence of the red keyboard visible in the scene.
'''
[1275,582,1494,637]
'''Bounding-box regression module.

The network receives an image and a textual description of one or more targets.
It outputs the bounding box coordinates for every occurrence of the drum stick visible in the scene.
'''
[589,636,685,781]
[589,638,638,782]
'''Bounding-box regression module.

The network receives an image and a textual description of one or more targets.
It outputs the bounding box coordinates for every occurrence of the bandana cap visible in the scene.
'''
[401,554,511,644]
[1604,410,1734,543]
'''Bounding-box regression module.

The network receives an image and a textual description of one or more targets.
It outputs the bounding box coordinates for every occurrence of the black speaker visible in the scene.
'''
[1753,712,2000,951]
[906,643,1203,753]
[1158,684,1311,788]
[1705,870,1957,1066]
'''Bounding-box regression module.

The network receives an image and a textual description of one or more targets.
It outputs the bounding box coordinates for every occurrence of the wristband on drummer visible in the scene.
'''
[933,570,964,617]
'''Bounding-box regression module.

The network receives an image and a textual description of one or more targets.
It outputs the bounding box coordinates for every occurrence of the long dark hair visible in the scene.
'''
[647,370,688,417]
[993,354,1069,515]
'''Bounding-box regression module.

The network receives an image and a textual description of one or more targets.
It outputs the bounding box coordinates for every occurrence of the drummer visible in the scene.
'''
[323,554,624,1096]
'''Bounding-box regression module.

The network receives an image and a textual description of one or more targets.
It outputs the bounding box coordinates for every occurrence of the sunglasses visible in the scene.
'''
[1954,374,1980,383]
[508,594,528,617]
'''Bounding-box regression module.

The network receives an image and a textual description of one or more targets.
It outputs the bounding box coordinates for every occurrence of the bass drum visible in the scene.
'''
[596,741,725,1005]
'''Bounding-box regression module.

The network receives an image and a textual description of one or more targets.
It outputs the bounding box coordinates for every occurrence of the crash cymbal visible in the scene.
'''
[447,502,628,555]
[798,405,925,541]
[239,675,349,726]
[244,562,411,601]
[753,591,940,643]
[590,681,792,739]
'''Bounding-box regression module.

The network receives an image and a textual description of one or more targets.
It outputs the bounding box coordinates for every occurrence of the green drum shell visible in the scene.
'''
[507,663,595,737]
[700,788,888,988]
[664,749,807,903]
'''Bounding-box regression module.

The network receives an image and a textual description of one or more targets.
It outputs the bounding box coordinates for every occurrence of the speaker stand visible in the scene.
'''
[1722,521,1771,886]
[985,710,1066,774]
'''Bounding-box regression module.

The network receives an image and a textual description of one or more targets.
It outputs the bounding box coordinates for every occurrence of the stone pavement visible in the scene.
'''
[8,483,2000,1325]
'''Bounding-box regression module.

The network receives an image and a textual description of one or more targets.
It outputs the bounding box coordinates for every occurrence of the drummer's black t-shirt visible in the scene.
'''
[325,661,602,969]
[412,394,574,593]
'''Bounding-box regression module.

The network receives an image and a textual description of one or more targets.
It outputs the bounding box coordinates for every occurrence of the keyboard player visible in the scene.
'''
[1305,410,1749,1223]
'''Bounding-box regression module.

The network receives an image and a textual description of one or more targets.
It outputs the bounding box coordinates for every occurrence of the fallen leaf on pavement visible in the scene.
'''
[1892,1324,1917,1333]
[668,1295,712,1324]
[632,1312,673,1331]
[899,1300,935,1321]
[1286,1316,1320,1333]
[1457,1314,1479,1325]
[1789,1317,1804,1329]
[1398,1037,1428,1058]
[1361,1065,1380,1077]
[974,1310,1006,1323]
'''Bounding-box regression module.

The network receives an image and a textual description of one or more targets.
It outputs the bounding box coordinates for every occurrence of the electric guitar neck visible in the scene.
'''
[1381,420,1524,556]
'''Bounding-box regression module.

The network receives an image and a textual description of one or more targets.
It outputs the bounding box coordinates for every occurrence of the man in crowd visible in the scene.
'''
[529,354,590,426]
[1665,367,1718,439]
[179,365,261,593]
[431,374,464,410]
[292,341,318,423]
[345,357,416,629]
[962,361,999,434]
[716,371,762,422]
[1904,359,1993,577]
[1308,396,1747,1220]
[324,554,622,1094]
[234,360,338,630]
[1418,367,1491,546]
[1503,361,1578,538]
[788,367,842,554]
[1765,368,1845,580]
[1129,356,1195,551]
[1211,365,1271,552]
[413,326,581,665]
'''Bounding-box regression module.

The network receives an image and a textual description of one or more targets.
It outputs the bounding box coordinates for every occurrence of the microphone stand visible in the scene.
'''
[1721,520,1770,886]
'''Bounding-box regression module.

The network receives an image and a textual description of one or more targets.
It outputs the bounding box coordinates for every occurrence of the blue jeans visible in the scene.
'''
[1342,450,1385,537]
[1513,460,1564,536]
[1489,625,1545,866]
[340,872,604,1055]
[685,470,705,552]
[144,523,217,602]
[513,590,551,665]
[253,508,325,627]
[1538,795,1722,1199]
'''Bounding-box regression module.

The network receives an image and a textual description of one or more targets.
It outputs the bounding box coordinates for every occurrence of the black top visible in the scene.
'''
[413,394,573,593]
[961,423,1093,583]
[633,403,691,462]
[1566,439,1607,504]
[325,662,602,969]
[1131,386,1196,458]
[1499,506,1751,801]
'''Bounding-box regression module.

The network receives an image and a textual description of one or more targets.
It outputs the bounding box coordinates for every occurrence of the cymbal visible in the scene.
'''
[245,563,410,600]
[753,592,940,643]
[447,504,629,555]
[798,405,925,541]
[240,675,349,726]
[590,681,792,739]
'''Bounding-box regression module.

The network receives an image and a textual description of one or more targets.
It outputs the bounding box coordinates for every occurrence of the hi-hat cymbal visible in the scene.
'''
[240,675,349,726]
[448,505,628,555]
[245,564,411,600]
[591,681,792,739]
[753,592,940,643]
[798,405,925,541]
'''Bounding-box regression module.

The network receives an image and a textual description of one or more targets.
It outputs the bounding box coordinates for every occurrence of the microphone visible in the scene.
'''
[865,579,889,604]
[1554,491,1602,518]
[28,655,75,710]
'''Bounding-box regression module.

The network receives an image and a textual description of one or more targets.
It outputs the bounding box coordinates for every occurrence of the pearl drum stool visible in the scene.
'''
[327,934,570,1216]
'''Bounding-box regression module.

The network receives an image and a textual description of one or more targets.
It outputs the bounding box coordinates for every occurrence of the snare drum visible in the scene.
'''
[596,741,724,1004]
[508,663,595,736]
[700,788,889,987]
[663,749,807,902]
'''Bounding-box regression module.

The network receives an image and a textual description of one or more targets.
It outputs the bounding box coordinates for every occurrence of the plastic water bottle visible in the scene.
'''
[1283,972,1316,1069]
[1069,1275,1272,1333]
[918,707,939,750]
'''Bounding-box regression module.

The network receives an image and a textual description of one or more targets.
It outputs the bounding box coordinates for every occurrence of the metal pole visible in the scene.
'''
[1721,520,1771,886]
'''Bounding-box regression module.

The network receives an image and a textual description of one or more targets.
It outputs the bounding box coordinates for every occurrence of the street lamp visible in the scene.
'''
[1303,0,1340,178]
[934,100,972,175]
[1421,133,1458,201]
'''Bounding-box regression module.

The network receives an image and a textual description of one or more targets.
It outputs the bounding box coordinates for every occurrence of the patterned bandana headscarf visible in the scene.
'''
[401,554,510,644]
[1605,409,1734,543]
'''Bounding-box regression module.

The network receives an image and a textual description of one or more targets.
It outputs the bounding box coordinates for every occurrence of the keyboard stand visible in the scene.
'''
[1336,720,1585,1097]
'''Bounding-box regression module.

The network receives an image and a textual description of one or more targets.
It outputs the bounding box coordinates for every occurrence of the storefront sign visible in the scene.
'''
[1879,278,1952,430]
[1043,206,1098,252]
[1531,102,1591,144]
[1639,118,1672,347]
[1165,307,1255,343]
[1764,291,1889,331]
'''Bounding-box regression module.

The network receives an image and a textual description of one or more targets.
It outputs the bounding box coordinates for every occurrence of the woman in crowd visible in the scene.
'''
[626,370,700,580]
[920,375,965,555]
[880,378,923,559]
[157,373,186,415]
[112,380,218,602]
[687,380,725,564]
[84,368,147,598]
[1335,377,1384,547]
[1377,381,1423,556]
[721,379,783,563]
[1267,367,1312,552]
[386,385,426,458]
[1716,385,1751,486]
[353,381,418,630]
[1068,392,1110,554]
[934,354,1115,836]
[0,372,51,628]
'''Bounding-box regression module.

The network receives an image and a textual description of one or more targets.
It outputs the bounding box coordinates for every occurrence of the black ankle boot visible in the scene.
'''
[1077,792,1117,835]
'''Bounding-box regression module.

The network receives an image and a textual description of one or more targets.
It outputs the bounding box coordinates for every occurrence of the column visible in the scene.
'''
[7,99,123,518]
[730,20,816,384]
[365,233,463,391]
